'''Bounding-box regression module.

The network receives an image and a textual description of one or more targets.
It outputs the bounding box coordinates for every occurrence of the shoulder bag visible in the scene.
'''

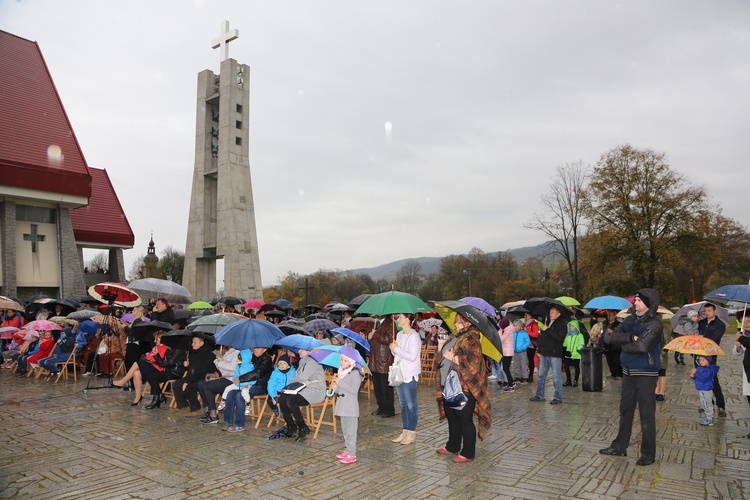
[442,369,468,409]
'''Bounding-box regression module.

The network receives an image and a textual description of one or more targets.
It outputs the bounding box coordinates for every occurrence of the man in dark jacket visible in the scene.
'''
[600,288,662,466]
[173,335,217,415]
[223,347,274,430]
[698,303,726,417]
[530,305,567,404]
[368,316,396,417]
[150,298,176,326]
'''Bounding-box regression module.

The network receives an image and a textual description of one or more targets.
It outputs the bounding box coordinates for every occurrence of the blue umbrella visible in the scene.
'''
[214,319,284,350]
[459,297,497,317]
[309,345,370,374]
[274,299,293,309]
[77,320,102,336]
[583,295,633,311]
[704,284,750,306]
[330,327,370,352]
[274,334,325,353]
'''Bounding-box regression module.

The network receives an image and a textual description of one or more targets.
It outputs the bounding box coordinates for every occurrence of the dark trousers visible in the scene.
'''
[147,371,176,396]
[198,378,232,411]
[372,371,395,415]
[605,349,622,377]
[444,394,477,459]
[278,393,310,427]
[611,375,657,460]
[526,345,537,381]
[173,377,203,411]
[564,358,580,383]
[500,356,514,386]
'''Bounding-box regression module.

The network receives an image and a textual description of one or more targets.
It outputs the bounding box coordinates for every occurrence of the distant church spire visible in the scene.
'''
[142,231,159,278]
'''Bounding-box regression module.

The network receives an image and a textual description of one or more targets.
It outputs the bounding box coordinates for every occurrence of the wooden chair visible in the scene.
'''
[255,396,284,429]
[112,358,125,378]
[55,345,78,383]
[359,372,373,400]
[420,346,437,385]
[161,380,177,408]
[307,392,337,439]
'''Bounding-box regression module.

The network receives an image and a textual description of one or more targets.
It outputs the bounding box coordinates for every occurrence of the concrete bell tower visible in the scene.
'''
[183,21,263,300]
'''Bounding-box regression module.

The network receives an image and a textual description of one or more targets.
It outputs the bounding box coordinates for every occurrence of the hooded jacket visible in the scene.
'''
[563,320,585,360]
[611,288,663,376]
[237,350,274,390]
[537,317,567,358]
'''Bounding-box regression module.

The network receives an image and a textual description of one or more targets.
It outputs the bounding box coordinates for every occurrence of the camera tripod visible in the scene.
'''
[82,294,125,394]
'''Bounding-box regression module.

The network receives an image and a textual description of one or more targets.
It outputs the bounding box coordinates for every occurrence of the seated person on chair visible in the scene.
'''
[37,327,78,376]
[17,331,54,375]
[173,335,216,416]
[266,354,297,417]
[222,347,274,431]
[198,346,240,423]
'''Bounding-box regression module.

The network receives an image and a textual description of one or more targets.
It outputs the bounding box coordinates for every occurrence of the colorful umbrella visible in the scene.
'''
[48,316,79,328]
[459,297,497,316]
[188,301,214,310]
[499,300,525,310]
[583,295,632,311]
[418,318,443,331]
[23,319,63,331]
[330,327,370,352]
[243,299,264,310]
[432,300,503,362]
[355,290,432,316]
[663,335,725,356]
[89,315,126,334]
[274,334,325,353]
[309,345,370,374]
[214,319,284,350]
[88,282,141,307]
[555,296,581,307]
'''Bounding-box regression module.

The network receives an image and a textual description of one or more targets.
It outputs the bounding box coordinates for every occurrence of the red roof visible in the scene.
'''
[70,168,135,247]
[0,30,91,197]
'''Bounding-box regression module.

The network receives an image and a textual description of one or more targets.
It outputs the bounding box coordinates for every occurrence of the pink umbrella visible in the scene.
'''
[23,319,63,331]
[243,299,264,309]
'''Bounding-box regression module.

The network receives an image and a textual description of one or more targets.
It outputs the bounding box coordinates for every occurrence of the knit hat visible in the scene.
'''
[687,310,699,319]
[512,319,524,329]
[498,318,510,329]
[277,354,291,368]
[635,291,651,309]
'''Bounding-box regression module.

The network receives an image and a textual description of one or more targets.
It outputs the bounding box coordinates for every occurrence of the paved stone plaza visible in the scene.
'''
[2,337,748,499]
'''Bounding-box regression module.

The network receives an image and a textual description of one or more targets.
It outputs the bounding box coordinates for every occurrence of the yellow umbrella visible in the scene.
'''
[432,301,502,361]
[663,335,725,356]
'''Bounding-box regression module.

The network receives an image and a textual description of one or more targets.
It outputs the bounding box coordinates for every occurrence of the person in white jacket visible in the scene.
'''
[389,313,422,445]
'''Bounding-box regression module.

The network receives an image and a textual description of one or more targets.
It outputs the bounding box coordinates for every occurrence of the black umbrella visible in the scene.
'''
[260,303,283,313]
[217,296,243,306]
[79,295,101,305]
[430,300,504,358]
[347,294,373,308]
[265,310,286,318]
[129,319,173,342]
[277,320,308,336]
[305,304,322,311]
[505,305,529,319]
[524,297,573,320]
[161,329,214,350]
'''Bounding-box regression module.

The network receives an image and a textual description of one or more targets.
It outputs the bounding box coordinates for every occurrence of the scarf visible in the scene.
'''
[337,354,356,380]
[435,325,492,440]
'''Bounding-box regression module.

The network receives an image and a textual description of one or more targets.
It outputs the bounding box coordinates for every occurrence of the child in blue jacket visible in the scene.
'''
[689,355,720,426]
[266,354,297,417]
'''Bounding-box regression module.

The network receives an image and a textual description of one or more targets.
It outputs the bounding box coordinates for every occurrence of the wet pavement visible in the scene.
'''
[1,336,749,499]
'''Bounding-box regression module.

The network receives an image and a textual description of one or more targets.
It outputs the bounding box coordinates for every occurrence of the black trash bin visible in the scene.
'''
[580,346,605,392]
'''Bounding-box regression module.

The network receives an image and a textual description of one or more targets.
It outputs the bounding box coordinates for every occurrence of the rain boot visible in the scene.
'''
[295,420,310,442]
[401,430,416,445]
[392,430,407,443]
[284,419,297,438]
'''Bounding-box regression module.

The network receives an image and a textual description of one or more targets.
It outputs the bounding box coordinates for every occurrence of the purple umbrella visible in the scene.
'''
[459,297,497,317]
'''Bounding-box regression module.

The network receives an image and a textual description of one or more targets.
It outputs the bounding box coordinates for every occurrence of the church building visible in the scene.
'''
[0,29,134,301]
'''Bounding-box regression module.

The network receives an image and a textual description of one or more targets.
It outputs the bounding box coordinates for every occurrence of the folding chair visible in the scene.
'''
[307,393,337,439]
[55,344,78,383]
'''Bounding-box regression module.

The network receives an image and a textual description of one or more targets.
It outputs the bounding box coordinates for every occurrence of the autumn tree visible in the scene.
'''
[86,252,108,273]
[395,260,423,294]
[525,161,589,298]
[587,144,706,289]
[159,246,184,284]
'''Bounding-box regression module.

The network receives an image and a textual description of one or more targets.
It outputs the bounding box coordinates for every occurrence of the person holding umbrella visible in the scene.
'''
[436,313,491,463]
[389,313,422,445]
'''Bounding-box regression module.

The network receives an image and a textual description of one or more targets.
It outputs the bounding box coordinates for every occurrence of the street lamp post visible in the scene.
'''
[463,269,472,296]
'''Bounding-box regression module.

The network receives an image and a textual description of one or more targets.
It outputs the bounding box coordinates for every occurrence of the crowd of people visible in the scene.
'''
[2,288,748,467]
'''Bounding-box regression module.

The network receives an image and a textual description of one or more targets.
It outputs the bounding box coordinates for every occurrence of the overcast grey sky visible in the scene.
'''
[2,1,749,289]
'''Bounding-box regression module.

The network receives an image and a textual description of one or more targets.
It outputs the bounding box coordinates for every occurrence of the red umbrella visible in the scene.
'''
[88,282,141,307]
[243,299,264,309]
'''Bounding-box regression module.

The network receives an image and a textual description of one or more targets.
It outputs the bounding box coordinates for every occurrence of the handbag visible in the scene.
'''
[442,369,468,409]
[388,357,404,387]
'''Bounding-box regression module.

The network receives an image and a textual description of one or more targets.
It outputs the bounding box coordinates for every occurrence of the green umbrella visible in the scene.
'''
[555,296,581,307]
[188,301,214,310]
[355,291,432,316]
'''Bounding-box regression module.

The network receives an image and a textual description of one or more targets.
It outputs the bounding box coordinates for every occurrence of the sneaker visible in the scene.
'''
[338,455,357,464]
[200,415,219,424]
[699,419,713,426]
[336,450,350,460]
[227,426,245,432]
[487,374,497,380]
[550,399,562,405]
[217,401,225,411]
[529,395,545,402]
[503,385,515,393]
[244,407,251,416]
[221,423,233,431]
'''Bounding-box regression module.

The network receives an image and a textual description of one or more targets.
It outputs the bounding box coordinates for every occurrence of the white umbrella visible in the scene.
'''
[127,278,191,303]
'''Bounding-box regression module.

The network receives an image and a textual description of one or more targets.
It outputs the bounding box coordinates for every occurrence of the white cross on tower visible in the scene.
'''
[212,20,239,62]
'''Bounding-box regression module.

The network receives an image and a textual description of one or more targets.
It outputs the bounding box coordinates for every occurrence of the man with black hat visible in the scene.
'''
[600,288,662,466]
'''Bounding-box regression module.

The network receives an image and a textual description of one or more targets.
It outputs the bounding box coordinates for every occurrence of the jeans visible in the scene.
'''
[224,386,266,428]
[395,379,419,431]
[38,354,68,373]
[610,375,657,460]
[535,355,563,401]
